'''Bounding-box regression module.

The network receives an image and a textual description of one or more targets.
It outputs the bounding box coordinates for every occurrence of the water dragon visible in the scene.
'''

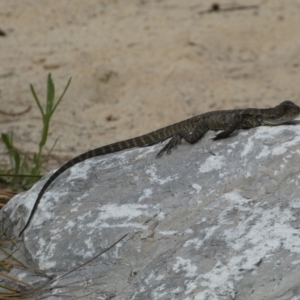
[18,100,300,237]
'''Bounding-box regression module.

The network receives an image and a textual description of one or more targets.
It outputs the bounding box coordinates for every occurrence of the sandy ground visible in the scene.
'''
[1,0,300,172]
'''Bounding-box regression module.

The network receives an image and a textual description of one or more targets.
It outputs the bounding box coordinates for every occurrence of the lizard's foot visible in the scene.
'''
[212,131,230,140]
[156,135,182,158]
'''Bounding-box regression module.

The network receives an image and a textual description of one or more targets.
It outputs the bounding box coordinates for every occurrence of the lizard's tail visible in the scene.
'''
[18,128,174,237]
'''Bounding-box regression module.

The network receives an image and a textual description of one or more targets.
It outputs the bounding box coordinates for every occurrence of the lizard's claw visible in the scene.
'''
[212,131,228,140]
[156,135,182,158]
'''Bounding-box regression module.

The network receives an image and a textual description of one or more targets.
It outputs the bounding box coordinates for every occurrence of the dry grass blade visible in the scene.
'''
[0,190,17,207]
[51,233,128,283]
[0,234,128,299]
[0,191,17,198]
[0,273,29,287]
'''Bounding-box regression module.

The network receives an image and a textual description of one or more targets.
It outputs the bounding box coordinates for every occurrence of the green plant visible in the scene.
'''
[0,74,72,191]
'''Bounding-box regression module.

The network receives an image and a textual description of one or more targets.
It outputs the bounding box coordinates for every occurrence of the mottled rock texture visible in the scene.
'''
[2,122,300,299]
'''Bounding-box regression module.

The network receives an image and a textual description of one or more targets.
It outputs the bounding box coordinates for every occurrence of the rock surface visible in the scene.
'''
[1,1,300,172]
[2,123,300,299]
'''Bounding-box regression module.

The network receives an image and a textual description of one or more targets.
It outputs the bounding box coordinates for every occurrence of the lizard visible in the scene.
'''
[18,100,300,237]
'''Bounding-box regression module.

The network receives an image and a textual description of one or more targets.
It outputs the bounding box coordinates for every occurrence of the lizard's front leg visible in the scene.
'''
[156,122,208,158]
[213,114,261,140]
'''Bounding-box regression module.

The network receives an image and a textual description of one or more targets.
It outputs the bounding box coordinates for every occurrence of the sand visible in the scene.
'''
[1,0,300,170]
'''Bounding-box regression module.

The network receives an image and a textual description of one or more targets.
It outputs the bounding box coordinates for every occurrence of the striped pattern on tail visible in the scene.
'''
[18,118,194,237]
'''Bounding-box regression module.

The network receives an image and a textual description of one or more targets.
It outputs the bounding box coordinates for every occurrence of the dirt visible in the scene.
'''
[1,0,300,172]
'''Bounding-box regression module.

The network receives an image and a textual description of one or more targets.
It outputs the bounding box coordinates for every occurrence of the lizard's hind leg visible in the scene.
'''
[156,123,208,158]
[156,134,182,158]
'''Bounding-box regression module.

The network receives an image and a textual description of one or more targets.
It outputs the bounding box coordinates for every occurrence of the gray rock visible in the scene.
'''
[2,122,300,299]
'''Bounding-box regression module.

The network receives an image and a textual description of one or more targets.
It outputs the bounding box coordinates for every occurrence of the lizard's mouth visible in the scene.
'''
[263,113,300,125]
[262,100,300,125]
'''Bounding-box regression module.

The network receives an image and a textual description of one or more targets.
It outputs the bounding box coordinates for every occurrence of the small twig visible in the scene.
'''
[0,106,31,116]
[50,233,128,283]
[199,3,259,15]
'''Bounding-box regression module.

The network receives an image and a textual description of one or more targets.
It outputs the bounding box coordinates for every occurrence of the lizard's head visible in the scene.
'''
[262,100,300,125]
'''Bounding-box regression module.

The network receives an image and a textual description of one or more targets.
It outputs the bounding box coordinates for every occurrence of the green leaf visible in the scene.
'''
[1,73,71,192]
[30,84,44,117]
[52,76,72,114]
[46,73,55,115]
